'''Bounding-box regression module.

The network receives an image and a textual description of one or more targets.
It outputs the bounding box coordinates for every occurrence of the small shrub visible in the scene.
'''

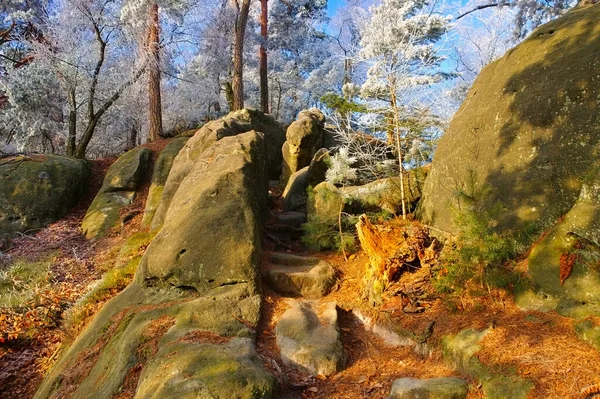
[433,171,534,294]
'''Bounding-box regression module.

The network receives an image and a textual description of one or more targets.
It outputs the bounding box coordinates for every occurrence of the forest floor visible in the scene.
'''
[1,156,600,398]
[257,188,600,399]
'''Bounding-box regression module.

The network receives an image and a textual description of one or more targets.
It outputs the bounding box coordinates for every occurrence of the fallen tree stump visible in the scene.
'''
[356,215,438,305]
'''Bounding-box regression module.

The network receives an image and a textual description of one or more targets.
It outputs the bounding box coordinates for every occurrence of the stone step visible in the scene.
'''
[389,377,468,399]
[266,252,336,299]
[276,211,306,228]
[275,300,346,376]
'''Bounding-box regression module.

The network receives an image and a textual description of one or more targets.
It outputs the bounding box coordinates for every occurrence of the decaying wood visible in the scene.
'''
[356,214,438,305]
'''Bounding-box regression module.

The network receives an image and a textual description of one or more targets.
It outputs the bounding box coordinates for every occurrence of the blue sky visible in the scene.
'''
[327,0,346,17]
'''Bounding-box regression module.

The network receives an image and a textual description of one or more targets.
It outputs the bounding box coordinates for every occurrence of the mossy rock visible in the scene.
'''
[515,167,600,318]
[574,319,600,351]
[0,154,89,235]
[81,147,151,240]
[152,109,284,229]
[138,131,268,293]
[282,148,330,212]
[281,108,325,185]
[389,377,468,399]
[36,129,274,399]
[101,147,151,192]
[417,4,600,239]
[442,328,532,399]
[135,338,276,399]
[306,167,427,223]
[141,137,189,228]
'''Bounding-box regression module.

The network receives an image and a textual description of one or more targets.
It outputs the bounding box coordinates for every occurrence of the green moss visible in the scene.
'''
[62,232,156,340]
[574,319,600,351]
[82,148,151,240]
[442,328,533,399]
[0,155,89,234]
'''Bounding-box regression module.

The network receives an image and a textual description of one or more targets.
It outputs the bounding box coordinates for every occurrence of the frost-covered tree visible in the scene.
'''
[359,0,450,218]
[456,0,578,38]
[0,0,48,70]
[449,2,517,104]
[0,0,146,157]
[265,0,334,121]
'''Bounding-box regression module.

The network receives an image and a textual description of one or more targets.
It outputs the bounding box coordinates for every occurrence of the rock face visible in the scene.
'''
[282,148,330,212]
[141,137,189,229]
[152,109,284,229]
[275,300,345,376]
[417,5,600,238]
[138,132,268,293]
[81,147,151,240]
[35,131,276,399]
[0,154,89,235]
[281,108,326,185]
[442,329,532,399]
[267,252,336,299]
[389,377,468,399]
[516,165,600,317]
[307,168,427,223]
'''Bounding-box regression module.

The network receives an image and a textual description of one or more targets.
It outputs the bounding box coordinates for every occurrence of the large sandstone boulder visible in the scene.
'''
[515,163,600,317]
[414,5,600,317]
[281,108,326,185]
[417,5,600,239]
[151,109,284,229]
[35,131,276,399]
[0,154,89,235]
[307,168,428,223]
[282,148,330,212]
[81,147,151,240]
[138,132,268,293]
[140,137,189,228]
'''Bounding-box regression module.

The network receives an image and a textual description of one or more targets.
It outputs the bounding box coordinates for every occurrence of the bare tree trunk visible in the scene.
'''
[66,88,77,156]
[232,0,251,111]
[259,0,269,113]
[148,3,163,142]
[390,88,407,220]
[128,122,138,150]
[74,65,146,158]
[225,81,234,111]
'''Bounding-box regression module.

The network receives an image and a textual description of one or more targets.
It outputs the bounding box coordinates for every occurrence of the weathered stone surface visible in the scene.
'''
[417,5,600,240]
[307,181,344,224]
[515,164,600,318]
[138,132,268,294]
[282,167,310,212]
[276,211,306,227]
[35,131,275,399]
[281,108,325,185]
[0,154,89,235]
[81,147,151,240]
[307,168,427,223]
[135,337,275,399]
[152,109,284,229]
[267,253,336,299]
[442,329,532,399]
[574,319,600,351]
[389,377,468,399]
[282,148,331,212]
[276,300,345,376]
[141,137,189,229]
